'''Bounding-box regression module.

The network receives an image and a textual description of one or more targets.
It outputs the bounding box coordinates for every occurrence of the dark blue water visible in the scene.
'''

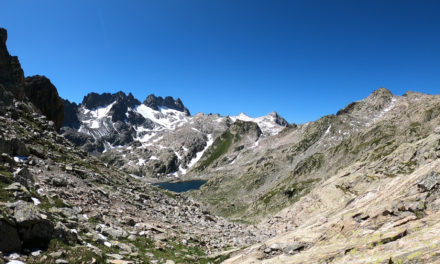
[153,180,207,193]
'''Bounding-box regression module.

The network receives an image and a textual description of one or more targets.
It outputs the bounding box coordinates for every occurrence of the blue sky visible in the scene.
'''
[1,0,439,123]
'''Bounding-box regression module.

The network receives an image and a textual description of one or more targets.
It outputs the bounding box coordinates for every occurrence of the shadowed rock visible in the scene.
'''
[24,75,64,132]
[0,27,26,100]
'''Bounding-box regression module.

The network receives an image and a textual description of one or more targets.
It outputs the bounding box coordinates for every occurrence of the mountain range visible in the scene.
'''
[1,26,440,264]
[61,91,288,179]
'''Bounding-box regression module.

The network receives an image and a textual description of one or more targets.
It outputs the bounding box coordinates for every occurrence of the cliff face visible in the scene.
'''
[0,28,25,100]
[0,28,64,132]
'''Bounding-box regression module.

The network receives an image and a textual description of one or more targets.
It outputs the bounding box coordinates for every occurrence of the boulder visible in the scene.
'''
[12,200,54,249]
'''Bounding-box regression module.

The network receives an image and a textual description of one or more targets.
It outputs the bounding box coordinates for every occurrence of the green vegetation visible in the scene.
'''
[39,196,70,211]
[335,184,357,195]
[292,153,325,176]
[249,178,320,220]
[0,168,14,202]
[287,115,334,160]
[194,131,234,171]
[27,239,104,264]
[424,104,440,122]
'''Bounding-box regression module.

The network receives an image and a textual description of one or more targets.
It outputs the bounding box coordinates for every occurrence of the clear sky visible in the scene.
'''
[1,0,439,123]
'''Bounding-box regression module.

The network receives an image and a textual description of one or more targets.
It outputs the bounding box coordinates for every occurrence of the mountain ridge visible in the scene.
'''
[61,90,289,178]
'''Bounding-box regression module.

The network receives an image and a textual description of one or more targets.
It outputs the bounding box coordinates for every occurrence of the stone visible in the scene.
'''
[31,250,41,256]
[49,251,63,258]
[115,242,132,253]
[283,242,308,255]
[418,171,440,192]
[100,226,128,239]
[108,260,133,264]
[55,259,69,264]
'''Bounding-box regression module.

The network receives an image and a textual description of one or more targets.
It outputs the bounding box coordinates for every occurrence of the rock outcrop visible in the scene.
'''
[24,75,64,131]
[0,27,25,100]
[0,28,65,132]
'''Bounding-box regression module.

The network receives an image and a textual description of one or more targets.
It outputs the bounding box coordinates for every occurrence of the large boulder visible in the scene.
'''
[24,75,64,132]
[13,200,54,249]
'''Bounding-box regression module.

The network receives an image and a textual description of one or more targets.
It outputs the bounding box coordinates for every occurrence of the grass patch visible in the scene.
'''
[27,239,104,264]
[195,131,234,171]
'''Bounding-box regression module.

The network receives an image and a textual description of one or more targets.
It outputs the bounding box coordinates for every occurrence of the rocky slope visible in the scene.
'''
[61,92,288,179]
[186,89,440,263]
[0,27,269,264]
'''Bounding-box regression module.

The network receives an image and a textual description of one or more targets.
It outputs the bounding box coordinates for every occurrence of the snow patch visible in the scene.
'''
[13,156,27,163]
[31,197,41,206]
[324,125,332,135]
[187,134,214,169]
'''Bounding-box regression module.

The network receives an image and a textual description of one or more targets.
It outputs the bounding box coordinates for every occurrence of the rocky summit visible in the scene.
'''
[1,25,440,264]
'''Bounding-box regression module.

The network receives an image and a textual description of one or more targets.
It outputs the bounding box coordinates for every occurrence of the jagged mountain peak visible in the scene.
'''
[143,94,190,115]
[232,111,289,136]
[337,87,396,117]
[369,87,393,97]
[363,87,394,104]
[81,91,141,110]
[266,111,289,126]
